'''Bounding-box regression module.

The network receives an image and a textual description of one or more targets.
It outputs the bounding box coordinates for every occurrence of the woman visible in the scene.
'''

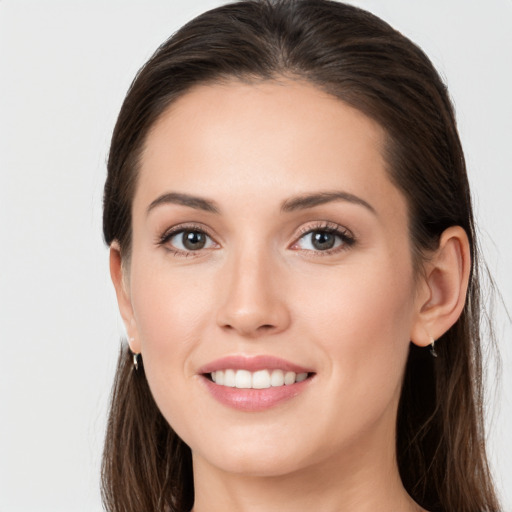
[101,1,501,510]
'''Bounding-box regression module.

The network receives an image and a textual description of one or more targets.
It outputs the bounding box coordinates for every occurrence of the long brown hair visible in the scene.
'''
[101,1,500,511]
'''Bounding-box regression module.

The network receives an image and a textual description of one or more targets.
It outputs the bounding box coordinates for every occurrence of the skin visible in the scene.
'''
[111,79,470,512]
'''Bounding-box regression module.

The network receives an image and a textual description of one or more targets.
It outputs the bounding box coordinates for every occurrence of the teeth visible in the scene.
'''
[296,372,308,382]
[270,369,284,387]
[235,369,252,389]
[209,369,310,389]
[284,371,296,385]
[252,370,271,389]
[224,369,236,387]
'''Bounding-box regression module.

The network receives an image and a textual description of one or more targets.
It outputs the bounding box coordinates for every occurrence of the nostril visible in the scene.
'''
[216,300,291,337]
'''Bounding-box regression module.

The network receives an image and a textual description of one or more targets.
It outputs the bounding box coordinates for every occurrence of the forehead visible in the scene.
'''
[136,78,404,218]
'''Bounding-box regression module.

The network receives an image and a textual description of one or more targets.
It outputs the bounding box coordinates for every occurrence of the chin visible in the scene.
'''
[195,446,311,478]
[186,421,336,479]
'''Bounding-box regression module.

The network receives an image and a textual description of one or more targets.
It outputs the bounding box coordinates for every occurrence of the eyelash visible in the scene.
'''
[156,221,356,257]
[292,221,356,256]
[157,223,217,258]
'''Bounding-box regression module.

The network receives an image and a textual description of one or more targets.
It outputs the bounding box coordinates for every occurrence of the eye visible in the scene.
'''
[291,223,355,254]
[302,230,340,251]
[159,226,218,255]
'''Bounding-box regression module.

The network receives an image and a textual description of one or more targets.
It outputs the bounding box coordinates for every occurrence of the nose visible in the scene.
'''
[216,248,291,338]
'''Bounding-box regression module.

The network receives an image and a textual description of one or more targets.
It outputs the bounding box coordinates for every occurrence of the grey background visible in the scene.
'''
[1,1,510,510]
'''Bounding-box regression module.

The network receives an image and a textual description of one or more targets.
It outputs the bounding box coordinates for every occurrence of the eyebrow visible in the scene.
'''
[146,190,376,216]
[147,192,220,215]
[281,191,376,214]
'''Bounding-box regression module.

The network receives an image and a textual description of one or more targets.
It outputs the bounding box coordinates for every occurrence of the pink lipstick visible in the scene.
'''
[198,355,315,411]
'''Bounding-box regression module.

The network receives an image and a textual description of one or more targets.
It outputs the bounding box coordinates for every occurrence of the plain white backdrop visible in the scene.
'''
[0,1,510,511]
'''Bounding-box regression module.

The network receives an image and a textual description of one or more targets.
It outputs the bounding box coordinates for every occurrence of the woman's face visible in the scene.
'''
[118,79,426,476]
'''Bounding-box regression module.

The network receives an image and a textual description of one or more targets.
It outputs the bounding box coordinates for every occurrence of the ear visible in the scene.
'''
[410,226,471,347]
[109,242,141,354]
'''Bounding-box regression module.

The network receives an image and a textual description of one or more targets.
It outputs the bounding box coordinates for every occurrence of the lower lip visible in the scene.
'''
[201,375,314,412]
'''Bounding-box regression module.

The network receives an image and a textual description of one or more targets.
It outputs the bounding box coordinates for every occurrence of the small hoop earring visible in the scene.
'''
[129,337,140,370]
[429,337,438,358]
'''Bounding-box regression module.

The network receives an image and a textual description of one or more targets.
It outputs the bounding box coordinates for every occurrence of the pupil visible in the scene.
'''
[183,231,206,250]
[312,231,335,250]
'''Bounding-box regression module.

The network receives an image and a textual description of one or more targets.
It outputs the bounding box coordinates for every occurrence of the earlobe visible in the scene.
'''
[109,243,141,353]
[411,226,471,348]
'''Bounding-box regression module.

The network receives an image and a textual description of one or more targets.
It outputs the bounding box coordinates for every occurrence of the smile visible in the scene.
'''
[199,355,315,411]
[210,369,309,388]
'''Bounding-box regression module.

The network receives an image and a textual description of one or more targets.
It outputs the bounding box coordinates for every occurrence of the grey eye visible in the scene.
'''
[182,231,207,250]
[296,230,345,251]
[168,230,215,251]
[310,231,336,250]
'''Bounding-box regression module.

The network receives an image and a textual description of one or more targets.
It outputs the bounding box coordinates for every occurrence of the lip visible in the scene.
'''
[198,355,313,374]
[198,355,315,412]
[201,376,313,411]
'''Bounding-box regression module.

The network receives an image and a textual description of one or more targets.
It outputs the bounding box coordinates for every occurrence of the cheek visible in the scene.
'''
[128,264,217,438]
[304,254,414,332]
[129,256,215,386]
[132,268,209,345]
[303,257,415,396]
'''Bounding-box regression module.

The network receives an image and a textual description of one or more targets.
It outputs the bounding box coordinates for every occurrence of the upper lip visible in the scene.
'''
[198,355,313,374]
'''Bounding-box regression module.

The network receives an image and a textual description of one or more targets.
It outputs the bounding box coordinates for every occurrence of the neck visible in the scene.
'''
[191,425,425,512]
